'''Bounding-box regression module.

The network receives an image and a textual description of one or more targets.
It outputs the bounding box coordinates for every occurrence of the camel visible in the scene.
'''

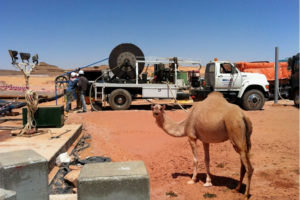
[151,92,254,199]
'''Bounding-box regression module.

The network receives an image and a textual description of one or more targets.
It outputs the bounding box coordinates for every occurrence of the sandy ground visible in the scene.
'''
[0,75,63,99]
[63,100,299,200]
[0,75,299,199]
[0,75,57,90]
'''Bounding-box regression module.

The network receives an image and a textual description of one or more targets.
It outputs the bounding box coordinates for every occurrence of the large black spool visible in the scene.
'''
[109,43,145,79]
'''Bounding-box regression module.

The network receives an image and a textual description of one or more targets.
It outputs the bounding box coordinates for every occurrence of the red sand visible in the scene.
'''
[66,101,299,200]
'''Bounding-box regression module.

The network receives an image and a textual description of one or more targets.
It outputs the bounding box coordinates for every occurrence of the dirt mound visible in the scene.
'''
[0,62,66,76]
[31,62,66,76]
[0,70,22,76]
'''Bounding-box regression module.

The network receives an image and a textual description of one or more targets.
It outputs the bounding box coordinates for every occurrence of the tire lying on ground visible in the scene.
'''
[242,89,265,110]
[108,89,132,110]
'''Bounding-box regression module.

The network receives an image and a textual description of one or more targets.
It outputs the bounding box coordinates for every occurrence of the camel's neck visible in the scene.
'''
[155,113,186,137]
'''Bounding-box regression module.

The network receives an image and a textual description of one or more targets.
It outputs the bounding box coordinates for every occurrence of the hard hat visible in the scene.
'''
[71,72,76,77]
[78,70,84,75]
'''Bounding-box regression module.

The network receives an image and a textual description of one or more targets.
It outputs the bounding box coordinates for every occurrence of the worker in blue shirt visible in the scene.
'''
[65,72,78,113]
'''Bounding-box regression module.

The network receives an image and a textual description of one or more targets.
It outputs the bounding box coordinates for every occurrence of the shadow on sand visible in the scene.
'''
[172,172,246,194]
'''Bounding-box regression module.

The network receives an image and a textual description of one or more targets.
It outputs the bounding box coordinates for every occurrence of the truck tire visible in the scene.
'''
[294,89,299,107]
[109,89,132,110]
[242,89,265,110]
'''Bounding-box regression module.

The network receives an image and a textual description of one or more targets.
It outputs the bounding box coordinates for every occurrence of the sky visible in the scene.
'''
[0,0,299,70]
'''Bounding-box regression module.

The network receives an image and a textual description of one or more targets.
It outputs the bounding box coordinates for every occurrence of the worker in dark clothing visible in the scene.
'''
[74,73,82,110]
[77,70,88,112]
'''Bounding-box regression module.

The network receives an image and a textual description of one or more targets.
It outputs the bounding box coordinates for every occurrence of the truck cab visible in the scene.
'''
[191,60,270,110]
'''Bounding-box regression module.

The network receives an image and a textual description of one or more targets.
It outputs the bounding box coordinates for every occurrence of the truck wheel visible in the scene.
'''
[109,89,132,110]
[242,89,265,110]
[294,89,299,107]
[91,101,102,111]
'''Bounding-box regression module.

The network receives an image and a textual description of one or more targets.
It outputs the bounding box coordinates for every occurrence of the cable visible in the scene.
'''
[167,82,188,113]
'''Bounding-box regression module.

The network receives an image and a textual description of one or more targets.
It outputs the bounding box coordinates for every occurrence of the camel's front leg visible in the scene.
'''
[203,142,212,187]
[187,138,197,184]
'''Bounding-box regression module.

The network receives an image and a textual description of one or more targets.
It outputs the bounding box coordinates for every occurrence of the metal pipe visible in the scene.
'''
[136,61,138,84]
[55,85,58,105]
[274,47,279,104]
[59,57,109,77]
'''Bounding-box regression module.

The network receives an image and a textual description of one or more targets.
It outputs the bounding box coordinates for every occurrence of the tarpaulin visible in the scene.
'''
[235,62,291,81]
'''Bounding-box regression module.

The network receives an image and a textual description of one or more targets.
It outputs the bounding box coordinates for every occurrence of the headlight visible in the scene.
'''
[265,85,269,90]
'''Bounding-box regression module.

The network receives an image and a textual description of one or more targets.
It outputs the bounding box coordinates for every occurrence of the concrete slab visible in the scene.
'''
[78,161,149,200]
[49,194,77,200]
[0,150,48,200]
[0,124,82,170]
[0,188,16,200]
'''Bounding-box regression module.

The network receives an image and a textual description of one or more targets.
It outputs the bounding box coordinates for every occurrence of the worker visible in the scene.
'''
[70,72,79,103]
[66,72,78,113]
[77,70,88,112]
[74,73,82,110]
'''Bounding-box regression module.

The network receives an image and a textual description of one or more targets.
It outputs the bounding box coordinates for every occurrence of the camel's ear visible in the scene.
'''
[151,104,155,110]
[161,105,166,110]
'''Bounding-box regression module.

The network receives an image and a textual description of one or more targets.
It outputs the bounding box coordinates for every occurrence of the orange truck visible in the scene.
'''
[235,54,299,106]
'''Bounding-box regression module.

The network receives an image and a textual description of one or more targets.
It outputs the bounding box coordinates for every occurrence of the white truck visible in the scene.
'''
[190,60,270,110]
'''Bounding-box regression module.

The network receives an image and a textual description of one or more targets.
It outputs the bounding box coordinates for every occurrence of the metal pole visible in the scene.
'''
[55,85,58,105]
[274,47,279,104]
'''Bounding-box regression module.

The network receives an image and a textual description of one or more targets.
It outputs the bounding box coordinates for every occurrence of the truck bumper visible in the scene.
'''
[190,88,211,101]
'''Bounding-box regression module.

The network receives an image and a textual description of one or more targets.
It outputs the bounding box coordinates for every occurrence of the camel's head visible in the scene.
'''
[151,104,166,117]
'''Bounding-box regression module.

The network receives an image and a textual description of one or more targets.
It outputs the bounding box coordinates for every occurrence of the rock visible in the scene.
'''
[56,152,71,166]
[69,165,82,171]
[72,188,77,193]
[64,169,81,187]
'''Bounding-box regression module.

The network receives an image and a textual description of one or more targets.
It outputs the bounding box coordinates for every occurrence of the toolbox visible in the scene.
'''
[22,105,64,128]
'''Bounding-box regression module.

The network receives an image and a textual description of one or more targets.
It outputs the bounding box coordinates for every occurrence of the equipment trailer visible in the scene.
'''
[91,43,201,110]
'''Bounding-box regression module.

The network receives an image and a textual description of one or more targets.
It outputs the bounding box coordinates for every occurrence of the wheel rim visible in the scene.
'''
[55,76,68,89]
[114,95,126,106]
[247,94,261,109]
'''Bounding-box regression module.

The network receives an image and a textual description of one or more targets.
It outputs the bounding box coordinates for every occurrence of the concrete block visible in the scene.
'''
[49,194,77,200]
[78,161,149,200]
[0,188,16,200]
[0,150,49,200]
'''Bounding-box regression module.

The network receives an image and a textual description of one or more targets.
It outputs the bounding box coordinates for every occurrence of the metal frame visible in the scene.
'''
[92,57,201,105]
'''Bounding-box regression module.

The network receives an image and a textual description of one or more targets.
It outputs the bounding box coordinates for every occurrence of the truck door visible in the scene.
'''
[215,63,242,90]
[204,63,215,89]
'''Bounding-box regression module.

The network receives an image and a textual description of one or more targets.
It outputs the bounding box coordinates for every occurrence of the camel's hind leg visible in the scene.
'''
[235,160,246,192]
[226,117,253,198]
[187,138,198,184]
[240,151,253,199]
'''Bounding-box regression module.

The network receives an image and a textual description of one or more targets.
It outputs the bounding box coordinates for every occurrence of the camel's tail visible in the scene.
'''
[243,115,253,152]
